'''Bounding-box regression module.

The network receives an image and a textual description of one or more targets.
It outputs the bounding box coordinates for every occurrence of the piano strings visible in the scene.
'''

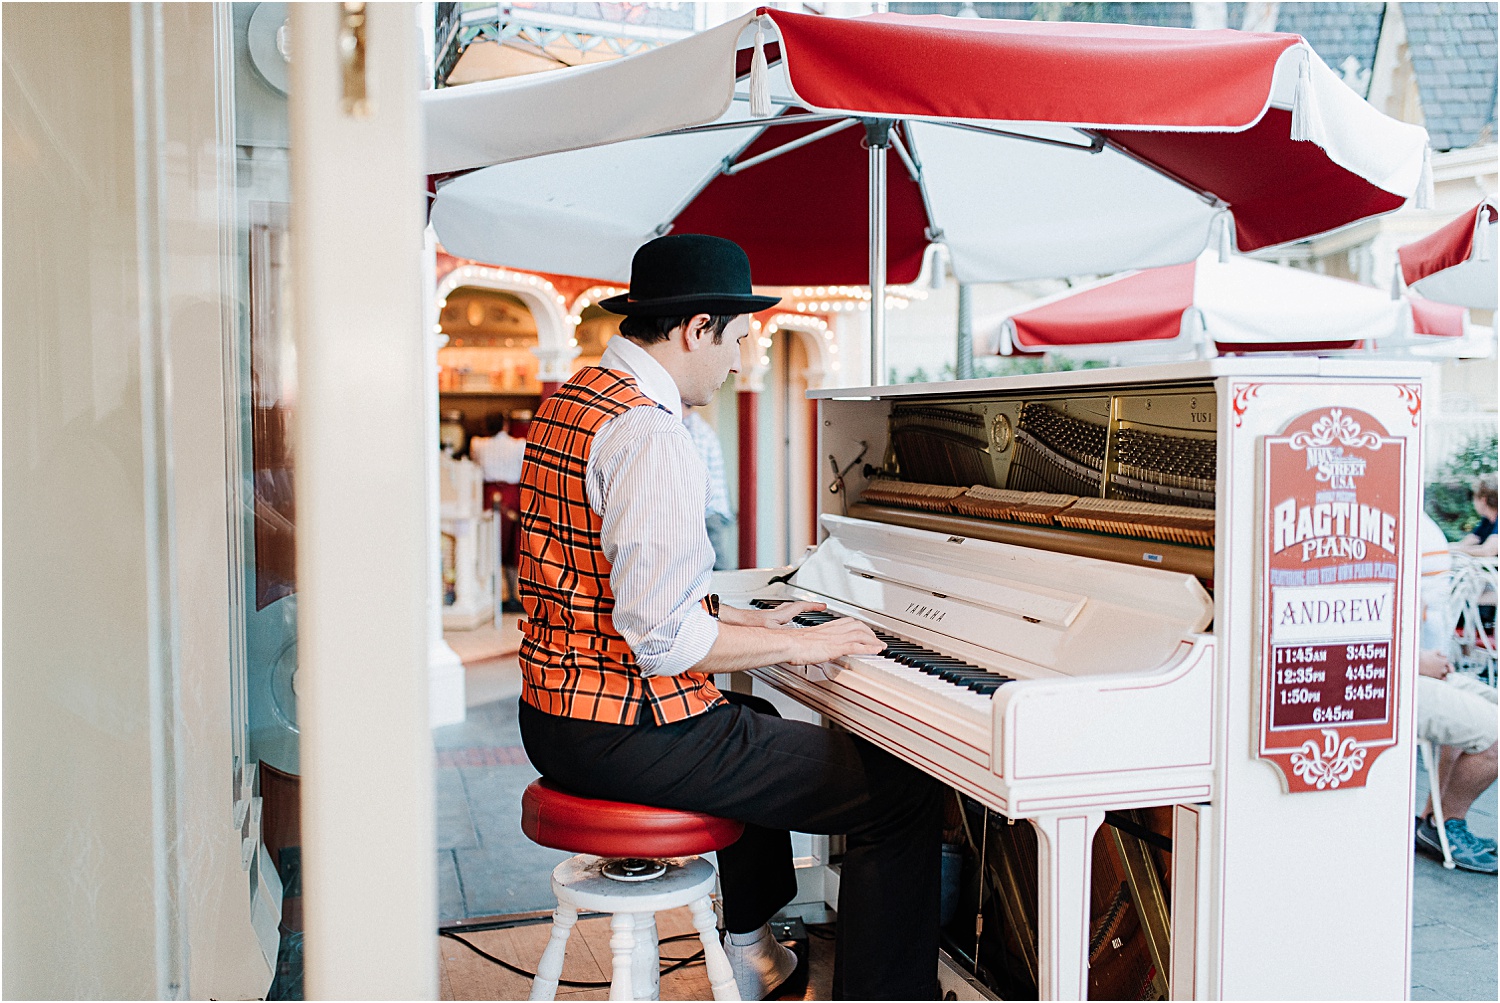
[884,395,1217,509]
[949,797,1175,1001]
[1007,402,1108,498]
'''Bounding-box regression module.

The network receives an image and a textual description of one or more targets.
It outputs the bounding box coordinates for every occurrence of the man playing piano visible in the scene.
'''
[516,234,944,1000]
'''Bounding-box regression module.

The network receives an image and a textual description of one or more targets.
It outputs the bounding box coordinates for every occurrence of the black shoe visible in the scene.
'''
[1415,815,1445,859]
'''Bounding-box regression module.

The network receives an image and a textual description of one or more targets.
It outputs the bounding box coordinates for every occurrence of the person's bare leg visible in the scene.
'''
[1441,742,1498,821]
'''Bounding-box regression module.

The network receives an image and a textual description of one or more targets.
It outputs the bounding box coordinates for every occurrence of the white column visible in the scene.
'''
[1030,812,1105,1001]
[426,275,465,727]
[440,455,494,632]
[532,343,578,384]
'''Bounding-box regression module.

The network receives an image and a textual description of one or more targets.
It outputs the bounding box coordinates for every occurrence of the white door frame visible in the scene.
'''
[289,4,436,997]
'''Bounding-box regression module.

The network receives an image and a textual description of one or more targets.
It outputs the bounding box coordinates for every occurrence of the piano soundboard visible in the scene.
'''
[713,358,1429,1001]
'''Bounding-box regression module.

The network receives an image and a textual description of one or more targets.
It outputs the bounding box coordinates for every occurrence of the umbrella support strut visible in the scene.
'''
[865,119,892,387]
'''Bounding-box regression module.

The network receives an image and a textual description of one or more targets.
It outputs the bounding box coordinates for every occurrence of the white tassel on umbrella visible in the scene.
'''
[748,17,773,119]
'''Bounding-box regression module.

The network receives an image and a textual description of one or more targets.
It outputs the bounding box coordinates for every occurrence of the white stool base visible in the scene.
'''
[529,855,741,1002]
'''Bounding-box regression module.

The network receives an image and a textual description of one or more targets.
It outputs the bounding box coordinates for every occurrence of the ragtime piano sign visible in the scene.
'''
[1259,407,1405,793]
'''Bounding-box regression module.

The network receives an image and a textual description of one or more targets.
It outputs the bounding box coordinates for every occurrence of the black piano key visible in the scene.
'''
[927,665,987,681]
[938,669,993,684]
[927,663,977,676]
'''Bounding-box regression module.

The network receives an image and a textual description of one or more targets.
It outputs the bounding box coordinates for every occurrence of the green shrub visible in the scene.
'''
[1425,429,1499,541]
[889,356,1106,383]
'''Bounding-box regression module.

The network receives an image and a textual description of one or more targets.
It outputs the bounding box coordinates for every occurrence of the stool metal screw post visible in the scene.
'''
[521,779,748,1001]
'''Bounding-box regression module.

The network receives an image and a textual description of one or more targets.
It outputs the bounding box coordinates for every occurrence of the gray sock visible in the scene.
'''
[727,925,768,947]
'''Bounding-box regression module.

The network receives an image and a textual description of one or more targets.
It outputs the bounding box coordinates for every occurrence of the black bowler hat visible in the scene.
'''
[598,234,781,317]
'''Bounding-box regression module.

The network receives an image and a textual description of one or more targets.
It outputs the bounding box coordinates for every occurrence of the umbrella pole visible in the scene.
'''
[866,120,892,386]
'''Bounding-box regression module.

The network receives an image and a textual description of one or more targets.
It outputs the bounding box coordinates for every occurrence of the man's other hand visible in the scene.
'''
[783,616,885,666]
[720,600,827,629]
[1419,650,1453,679]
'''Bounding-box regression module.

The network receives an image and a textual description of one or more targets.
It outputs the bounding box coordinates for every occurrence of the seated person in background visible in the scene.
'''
[683,405,735,570]
[1415,649,1498,874]
[1415,510,1498,873]
[1452,472,1498,558]
[470,411,530,613]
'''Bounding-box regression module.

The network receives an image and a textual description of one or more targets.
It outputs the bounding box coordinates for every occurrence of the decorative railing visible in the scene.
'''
[434,2,695,87]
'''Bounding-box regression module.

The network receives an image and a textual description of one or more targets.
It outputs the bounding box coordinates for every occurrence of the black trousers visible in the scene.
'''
[519,690,943,1000]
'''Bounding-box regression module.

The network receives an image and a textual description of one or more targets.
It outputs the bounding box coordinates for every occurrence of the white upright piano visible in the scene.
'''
[715,358,1427,1000]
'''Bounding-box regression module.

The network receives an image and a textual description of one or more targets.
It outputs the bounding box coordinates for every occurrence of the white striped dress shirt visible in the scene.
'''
[587,335,720,677]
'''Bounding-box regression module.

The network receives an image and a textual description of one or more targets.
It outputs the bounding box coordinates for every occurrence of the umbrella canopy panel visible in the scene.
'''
[1007,262,1197,348]
[427,9,1430,286]
[1398,200,1498,310]
[990,252,1459,359]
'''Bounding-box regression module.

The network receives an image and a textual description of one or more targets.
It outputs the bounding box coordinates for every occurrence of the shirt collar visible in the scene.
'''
[600,335,683,418]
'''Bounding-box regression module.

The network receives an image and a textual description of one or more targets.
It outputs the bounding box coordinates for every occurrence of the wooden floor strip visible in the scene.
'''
[437,906,834,1001]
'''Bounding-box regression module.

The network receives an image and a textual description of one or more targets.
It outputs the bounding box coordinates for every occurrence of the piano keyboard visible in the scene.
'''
[749,598,1016,699]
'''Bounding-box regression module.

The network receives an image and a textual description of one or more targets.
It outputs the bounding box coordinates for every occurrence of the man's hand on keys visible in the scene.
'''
[783,615,884,667]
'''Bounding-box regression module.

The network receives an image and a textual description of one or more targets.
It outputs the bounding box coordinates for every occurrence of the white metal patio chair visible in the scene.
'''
[1448,554,1498,684]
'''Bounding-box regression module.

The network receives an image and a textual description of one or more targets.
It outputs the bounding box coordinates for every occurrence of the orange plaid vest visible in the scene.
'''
[517,366,724,725]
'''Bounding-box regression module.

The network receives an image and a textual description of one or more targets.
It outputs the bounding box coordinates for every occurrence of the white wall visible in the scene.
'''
[3,3,268,997]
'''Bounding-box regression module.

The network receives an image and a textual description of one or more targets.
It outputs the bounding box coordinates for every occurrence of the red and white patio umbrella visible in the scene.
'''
[984,250,1469,360]
[424,8,1432,383]
[1397,199,1498,310]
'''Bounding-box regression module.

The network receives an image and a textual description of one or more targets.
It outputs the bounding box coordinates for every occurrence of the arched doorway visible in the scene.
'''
[435,286,542,444]
[434,263,578,397]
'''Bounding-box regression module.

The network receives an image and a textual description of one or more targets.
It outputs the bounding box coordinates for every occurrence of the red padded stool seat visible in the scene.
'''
[522,778,744,858]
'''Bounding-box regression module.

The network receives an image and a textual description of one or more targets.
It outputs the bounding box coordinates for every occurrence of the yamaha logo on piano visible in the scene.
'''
[904,601,947,622]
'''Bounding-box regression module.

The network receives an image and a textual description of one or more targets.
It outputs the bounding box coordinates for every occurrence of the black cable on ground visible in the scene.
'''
[439,929,705,988]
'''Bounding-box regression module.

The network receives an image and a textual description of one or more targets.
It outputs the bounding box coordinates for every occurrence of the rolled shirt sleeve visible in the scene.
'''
[588,407,721,676]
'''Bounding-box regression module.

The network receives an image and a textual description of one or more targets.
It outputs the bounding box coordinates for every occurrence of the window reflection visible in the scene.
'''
[249,201,296,609]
